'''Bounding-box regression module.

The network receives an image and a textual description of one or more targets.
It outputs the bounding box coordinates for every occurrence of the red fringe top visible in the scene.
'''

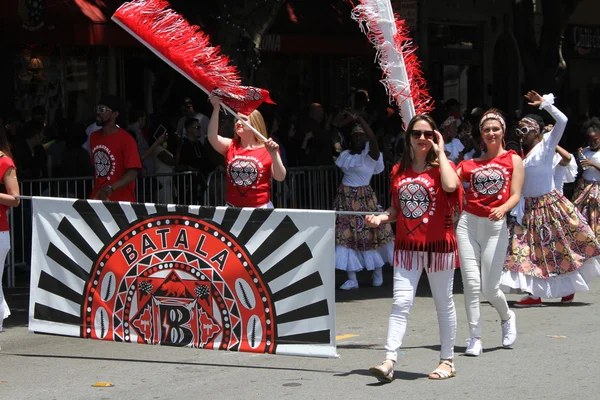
[391,163,462,272]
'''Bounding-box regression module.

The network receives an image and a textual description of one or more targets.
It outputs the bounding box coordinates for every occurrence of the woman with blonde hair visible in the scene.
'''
[456,108,523,356]
[208,96,286,208]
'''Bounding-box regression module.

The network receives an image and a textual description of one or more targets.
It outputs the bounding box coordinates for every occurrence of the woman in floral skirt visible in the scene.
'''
[334,114,394,290]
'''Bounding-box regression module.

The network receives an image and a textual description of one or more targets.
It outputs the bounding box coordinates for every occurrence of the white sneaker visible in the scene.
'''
[372,268,383,287]
[339,279,359,290]
[464,337,483,356]
[501,310,517,347]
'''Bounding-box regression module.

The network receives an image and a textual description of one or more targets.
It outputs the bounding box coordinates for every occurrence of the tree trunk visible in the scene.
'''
[513,0,584,95]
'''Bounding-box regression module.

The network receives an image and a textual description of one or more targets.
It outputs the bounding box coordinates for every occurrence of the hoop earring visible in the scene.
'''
[480,141,485,151]
[502,137,506,148]
[409,146,414,160]
[519,138,524,158]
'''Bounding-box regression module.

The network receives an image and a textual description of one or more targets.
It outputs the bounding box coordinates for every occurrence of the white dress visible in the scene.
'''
[334,143,394,272]
[552,152,578,195]
[501,98,600,297]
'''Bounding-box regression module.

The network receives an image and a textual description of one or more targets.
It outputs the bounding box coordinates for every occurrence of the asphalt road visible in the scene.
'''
[0,269,598,400]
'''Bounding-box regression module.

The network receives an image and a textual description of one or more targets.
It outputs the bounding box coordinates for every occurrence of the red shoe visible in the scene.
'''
[514,296,543,308]
[561,294,575,303]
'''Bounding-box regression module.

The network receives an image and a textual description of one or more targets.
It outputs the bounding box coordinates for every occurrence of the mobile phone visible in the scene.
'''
[153,124,167,139]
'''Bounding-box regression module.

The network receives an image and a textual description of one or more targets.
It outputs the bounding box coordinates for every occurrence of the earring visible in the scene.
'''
[480,141,485,151]
[409,146,414,160]
[502,137,506,148]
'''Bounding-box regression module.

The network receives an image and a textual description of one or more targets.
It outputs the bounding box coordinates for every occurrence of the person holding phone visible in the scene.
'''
[455,109,523,357]
[207,96,285,208]
[366,114,461,382]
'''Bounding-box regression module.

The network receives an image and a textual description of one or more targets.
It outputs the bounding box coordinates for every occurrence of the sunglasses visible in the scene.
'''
[409,130,435,140]
[95,105,112,114]
[515,126,537,137]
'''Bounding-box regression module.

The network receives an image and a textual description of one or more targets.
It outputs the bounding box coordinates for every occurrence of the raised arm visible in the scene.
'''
[524,91,567,149]
[207,96,232,155]
[432,131,460,193]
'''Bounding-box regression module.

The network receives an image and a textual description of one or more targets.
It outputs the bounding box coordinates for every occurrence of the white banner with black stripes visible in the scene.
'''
[28,197,337,358]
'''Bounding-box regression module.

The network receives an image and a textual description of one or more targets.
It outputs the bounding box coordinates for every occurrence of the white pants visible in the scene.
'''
[457,212,510,338]
[385,252,456,361]
[0,231,11,328]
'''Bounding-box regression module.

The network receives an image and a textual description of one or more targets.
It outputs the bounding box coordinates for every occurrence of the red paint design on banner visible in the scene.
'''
[81,215,275,353]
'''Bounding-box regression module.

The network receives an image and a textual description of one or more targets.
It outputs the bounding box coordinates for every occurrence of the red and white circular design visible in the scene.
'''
[81,215,275,353]
[472,168,505,196]
[398,182,431,219]
[228,158,259,187]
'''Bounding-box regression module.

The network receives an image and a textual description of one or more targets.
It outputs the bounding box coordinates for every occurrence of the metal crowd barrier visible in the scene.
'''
[6,166,392,288]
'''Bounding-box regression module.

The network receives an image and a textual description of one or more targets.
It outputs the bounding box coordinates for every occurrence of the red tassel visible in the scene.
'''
[112,0,274,114]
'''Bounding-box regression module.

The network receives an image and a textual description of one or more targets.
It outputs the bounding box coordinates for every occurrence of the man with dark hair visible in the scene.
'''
[12,120,46,179]
[174,117,219,204]
[89,95,142,201]
[176,96,209,142]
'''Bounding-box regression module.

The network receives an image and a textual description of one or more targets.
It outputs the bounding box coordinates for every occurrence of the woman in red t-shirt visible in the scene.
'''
[366,114,461,382]
[455,109,524,357]
[0,126,20,333]
[207,96,286,208]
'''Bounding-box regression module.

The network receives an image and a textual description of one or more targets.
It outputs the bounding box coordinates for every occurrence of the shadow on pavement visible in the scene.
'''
[7,353,338,374]
[335,368,428,382]
[506,300,591,308]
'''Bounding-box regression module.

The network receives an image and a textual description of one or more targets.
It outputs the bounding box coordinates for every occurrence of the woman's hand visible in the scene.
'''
[209,94,222,108]
[264,138,280,155]
[429,130,446,156]
[524,90,544,108]
[488,206,507,221]
[365,214,381,228]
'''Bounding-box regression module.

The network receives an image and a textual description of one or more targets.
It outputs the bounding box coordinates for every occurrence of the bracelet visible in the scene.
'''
[106,185,114,193]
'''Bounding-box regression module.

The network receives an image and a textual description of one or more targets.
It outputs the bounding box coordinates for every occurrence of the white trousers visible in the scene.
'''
[385,252,456,361]
[456,212,510,338]
[0,231,11,328]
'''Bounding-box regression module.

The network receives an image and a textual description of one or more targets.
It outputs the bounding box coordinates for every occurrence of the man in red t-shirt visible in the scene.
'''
[89,95,142,202]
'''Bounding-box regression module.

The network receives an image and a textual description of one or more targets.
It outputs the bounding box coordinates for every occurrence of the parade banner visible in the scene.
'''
[29,197,337,358]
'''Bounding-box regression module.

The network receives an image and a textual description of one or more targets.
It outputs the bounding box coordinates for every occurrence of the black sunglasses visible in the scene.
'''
[409,130,435,140]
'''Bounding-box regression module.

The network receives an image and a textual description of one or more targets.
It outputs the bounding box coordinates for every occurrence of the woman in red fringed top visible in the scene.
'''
[366,114,461,382]
[207,96,286,208]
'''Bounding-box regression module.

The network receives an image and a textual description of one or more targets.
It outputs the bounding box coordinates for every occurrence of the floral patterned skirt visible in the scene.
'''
[334,185,394,252]
[501,190,600,298]
[504,190,600,278]
[572,179,600,240]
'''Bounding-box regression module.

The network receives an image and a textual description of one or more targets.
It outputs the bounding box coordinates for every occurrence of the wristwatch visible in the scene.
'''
[106,185,114,193]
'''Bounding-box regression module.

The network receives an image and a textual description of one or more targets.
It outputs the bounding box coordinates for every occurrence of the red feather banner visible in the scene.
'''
[112,0,274,115]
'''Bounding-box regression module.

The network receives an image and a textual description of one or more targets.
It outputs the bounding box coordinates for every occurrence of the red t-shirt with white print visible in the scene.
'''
[0,155,16,231]
[225,139,273,207]
[458,150,516,218]
[90,128,142,202]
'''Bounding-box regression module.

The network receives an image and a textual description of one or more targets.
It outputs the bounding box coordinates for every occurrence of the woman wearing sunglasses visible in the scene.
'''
[455,109,524,356]
[501,91,600,308]
[366,114,461,382]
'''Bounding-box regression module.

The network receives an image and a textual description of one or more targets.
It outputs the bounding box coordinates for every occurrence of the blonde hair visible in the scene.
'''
[235,110,270,142]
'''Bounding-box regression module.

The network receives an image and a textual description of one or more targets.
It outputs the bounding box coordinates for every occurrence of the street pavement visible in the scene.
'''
[0,269,598,400]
